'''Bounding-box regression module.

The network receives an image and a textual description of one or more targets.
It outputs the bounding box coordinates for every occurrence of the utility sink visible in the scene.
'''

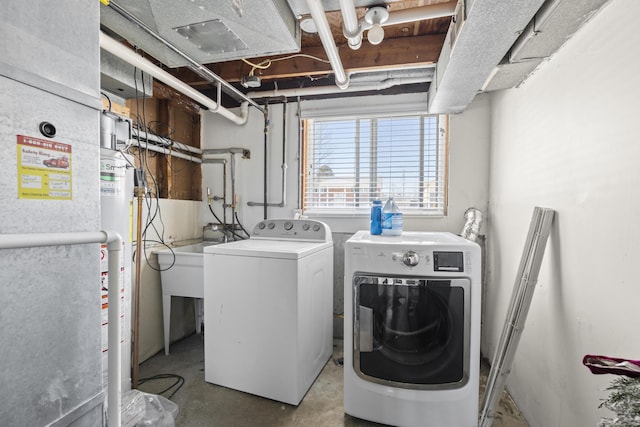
[156,242,218,355]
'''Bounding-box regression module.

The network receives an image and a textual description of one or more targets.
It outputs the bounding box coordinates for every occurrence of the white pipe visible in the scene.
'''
[0,231,123,426]
[247,76,430,99]
[130,140,203,164]
[105,233,122,427]
[339,0,362,50]
[99,31,250,126]
[382,2,457,27]
[131,130,203,155]
[305,0,349,89]
[355,2,457,36]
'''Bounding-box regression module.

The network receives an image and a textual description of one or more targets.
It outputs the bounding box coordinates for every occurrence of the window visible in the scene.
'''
[302,114,448,216]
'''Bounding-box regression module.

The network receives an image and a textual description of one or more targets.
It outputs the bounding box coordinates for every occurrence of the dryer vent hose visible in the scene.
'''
[460,208,484,242]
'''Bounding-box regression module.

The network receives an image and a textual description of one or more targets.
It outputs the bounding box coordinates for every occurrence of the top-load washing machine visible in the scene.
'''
[344,231,481,427]
[203,219,333,405]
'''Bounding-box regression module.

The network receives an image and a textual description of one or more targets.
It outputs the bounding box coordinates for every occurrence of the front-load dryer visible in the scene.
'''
[344,231,481,427]
[203,219,333,405]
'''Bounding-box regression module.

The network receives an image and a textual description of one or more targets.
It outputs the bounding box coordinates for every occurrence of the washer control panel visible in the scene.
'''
[252,219,330,241]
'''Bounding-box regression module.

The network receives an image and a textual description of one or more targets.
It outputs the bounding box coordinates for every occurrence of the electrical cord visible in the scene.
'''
[138,373,185,400]
[242,53,330,70]
[131,66,175,272]
[242,54,331,79]
[101,92,112,111]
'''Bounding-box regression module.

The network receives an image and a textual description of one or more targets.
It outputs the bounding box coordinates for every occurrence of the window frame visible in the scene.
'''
[300,113,449,218]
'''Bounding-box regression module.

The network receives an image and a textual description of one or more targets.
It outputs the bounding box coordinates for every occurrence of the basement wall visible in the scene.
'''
[485,0,640,425]
[201,92,491,337]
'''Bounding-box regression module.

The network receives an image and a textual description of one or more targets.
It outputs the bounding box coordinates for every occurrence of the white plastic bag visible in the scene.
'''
[121,389,179,427]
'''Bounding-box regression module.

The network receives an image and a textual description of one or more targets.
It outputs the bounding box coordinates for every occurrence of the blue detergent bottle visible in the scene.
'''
[370,200,382,235]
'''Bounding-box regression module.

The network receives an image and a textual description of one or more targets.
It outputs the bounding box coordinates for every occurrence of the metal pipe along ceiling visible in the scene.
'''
[339,0,362,49]
[99,31,251,126]
[247,76,431,99]
[381,2,458,28]
[305,0,349,89]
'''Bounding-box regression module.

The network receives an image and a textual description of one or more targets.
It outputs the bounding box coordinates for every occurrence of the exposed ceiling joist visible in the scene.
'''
[171,33,445,85]
[99,0,613,112]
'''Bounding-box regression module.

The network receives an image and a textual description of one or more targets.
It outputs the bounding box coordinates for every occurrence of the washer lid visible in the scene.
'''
[203,238,332,259]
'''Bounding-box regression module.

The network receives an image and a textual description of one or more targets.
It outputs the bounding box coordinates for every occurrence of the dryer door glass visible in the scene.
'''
[353,276,470,389]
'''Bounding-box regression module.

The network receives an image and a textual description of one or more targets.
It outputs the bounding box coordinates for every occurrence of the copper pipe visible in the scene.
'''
[132,188,145,388]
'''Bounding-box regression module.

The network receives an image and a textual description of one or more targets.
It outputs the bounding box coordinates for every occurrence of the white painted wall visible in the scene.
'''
[201,91,491,338]
[485,1,640,425]
[201,92,491,235]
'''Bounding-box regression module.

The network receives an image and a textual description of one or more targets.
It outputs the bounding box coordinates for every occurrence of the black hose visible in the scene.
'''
[207,203,246,241]
[234,212,250,237]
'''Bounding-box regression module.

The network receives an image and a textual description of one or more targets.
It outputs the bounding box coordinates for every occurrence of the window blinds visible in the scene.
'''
[302,114,447,215]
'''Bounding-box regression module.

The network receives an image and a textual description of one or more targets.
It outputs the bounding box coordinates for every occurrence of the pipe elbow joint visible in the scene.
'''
[343,27,363,50]
[336,76,350,90]
[103,230,123,251]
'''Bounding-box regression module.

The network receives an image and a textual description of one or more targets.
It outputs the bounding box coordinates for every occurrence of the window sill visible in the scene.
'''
[301,211,447,234]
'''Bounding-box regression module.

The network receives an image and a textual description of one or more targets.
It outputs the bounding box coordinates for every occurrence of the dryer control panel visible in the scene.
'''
[252,219,332,242]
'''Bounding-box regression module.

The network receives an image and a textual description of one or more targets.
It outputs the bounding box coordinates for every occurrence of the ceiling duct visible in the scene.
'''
[428,0,547,114]
[483,0,611,91]
[100,49,153,100]
[100,0,300,68]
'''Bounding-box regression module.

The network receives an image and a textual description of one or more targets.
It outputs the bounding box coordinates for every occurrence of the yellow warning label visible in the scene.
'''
[17,135,72,200]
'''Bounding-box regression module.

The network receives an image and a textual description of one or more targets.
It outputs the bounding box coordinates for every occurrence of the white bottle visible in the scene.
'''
[381,196,403,236]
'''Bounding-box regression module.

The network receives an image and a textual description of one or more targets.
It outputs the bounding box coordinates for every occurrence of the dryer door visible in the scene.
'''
[353,275,471,390]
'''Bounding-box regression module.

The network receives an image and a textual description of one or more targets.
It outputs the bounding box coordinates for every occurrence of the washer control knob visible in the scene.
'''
[403,251,420,267]
[258,222,266,229]
[312,224,321,232]
[268,222,276,230]
[284,221,293,231]
[302,223,310,231]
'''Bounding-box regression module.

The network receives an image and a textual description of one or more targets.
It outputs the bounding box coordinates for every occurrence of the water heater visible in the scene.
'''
[100,147,134,393]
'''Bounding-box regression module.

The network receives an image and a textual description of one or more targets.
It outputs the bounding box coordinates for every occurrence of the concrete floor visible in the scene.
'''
[137,333,528,427]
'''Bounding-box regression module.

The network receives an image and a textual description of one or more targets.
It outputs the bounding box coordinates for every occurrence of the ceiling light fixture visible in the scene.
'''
[364,6,389,45]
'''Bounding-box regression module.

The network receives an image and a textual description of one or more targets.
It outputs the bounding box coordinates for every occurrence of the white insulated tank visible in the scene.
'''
[100,148,134,393]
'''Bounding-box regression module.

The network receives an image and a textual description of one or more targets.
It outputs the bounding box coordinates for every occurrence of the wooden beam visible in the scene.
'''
[173,34,445,86]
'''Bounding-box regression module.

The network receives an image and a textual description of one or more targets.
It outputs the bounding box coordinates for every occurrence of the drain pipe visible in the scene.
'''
[376,2,457,28]
[247,100,288,209]
[0,231,123,427]
[306,0,349,89]
[263,106,269,219]
[99,31,251,126]
[297,98,303,210]
[339,0,362,50]
[203,160,228,226]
